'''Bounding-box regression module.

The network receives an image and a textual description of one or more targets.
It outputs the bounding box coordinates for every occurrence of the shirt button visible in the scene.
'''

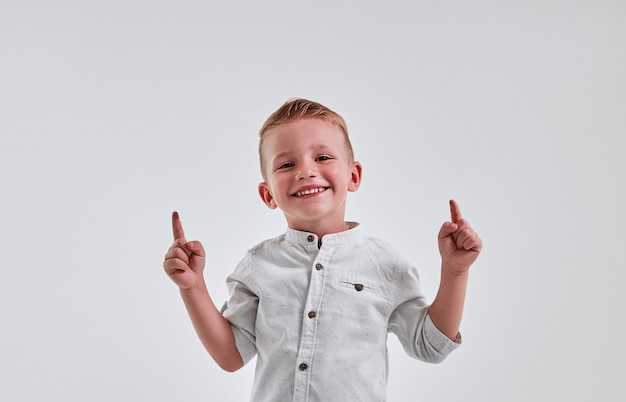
[315,263,323,270]
[307,235,314,242]
[299,363,308,371]
[354,283,364,291]
[308,311,317,319]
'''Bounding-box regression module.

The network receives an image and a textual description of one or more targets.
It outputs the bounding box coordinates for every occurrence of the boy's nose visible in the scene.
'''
[295,163,317,180]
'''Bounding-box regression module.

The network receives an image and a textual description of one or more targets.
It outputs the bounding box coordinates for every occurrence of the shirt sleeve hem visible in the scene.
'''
[424,314,462,355]
[230,325,257,364]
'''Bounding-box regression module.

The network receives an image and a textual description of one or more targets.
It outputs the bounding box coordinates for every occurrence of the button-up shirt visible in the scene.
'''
[221,224,460,402]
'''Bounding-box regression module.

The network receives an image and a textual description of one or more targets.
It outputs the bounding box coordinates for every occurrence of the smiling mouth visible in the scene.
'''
[293,187,328,197]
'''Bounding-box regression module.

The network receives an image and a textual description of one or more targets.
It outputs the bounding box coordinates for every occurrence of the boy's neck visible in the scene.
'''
[288,220,354,245]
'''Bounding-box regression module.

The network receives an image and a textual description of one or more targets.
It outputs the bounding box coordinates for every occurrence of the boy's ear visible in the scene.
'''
[348,161,363,192]
[258,182,278,209]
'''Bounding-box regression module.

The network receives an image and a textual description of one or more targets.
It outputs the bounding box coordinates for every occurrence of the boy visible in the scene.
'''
[163,98,482,401]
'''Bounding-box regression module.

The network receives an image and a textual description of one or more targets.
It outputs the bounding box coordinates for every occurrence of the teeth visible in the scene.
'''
[295,187,326,197]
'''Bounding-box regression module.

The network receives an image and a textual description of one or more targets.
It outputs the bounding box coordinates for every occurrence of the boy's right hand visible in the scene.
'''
[163,211,206,290]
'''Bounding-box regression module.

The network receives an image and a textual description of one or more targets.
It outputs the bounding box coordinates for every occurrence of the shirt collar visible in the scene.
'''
[285,222,361,246]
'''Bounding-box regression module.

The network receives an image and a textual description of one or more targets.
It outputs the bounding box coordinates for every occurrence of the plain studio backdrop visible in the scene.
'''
[1,1,624,401]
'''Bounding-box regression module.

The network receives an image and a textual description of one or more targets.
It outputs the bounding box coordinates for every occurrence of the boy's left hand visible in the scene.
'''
[438,199,482,274]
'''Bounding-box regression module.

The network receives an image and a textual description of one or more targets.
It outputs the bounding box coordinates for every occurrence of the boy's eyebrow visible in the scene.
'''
[312,144,334,153]
[271,144,335,163]
[270,151,291,164]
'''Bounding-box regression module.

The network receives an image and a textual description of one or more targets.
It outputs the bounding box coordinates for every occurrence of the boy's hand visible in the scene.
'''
[163,211,206,290]
[438,200,482,274]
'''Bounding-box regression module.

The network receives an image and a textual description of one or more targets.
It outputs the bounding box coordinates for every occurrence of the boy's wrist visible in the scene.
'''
[441,263,470,278]
[179,279,208,296]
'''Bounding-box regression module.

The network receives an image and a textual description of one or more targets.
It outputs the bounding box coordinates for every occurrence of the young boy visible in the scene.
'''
[163,98,482,401]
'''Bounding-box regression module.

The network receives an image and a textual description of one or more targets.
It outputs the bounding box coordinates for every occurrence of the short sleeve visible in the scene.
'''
[221,253,259,364]
[388,262,460,363]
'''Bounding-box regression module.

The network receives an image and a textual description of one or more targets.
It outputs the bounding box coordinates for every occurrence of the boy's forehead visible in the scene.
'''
[263,119,342,148]
[268,118,339,135]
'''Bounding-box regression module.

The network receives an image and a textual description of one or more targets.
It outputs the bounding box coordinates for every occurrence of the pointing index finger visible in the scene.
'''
[449,199,463,223]
[172,211,186,241]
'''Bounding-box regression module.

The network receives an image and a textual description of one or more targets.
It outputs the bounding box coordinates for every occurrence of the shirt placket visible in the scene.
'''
[292,242,332,402]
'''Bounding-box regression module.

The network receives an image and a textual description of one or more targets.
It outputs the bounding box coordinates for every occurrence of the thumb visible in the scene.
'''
[186,240,206,271]
[438,221,459,239]
[186,240,205,257]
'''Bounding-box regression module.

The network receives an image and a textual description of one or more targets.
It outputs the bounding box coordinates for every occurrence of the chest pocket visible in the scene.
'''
[337,277,389,302]
[340,280,371,293]
[331,278,390,328]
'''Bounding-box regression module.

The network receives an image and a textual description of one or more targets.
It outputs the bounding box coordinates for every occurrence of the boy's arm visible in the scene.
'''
[428,200,482,341]
[179,281,244,372]
[163,212,244,372]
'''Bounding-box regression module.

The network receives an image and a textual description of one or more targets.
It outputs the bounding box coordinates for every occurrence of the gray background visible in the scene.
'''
[1,1,625,401]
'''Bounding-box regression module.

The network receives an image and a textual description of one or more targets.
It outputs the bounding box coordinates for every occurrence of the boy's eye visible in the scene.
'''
[316,155,332,161]
[277,162,294,170]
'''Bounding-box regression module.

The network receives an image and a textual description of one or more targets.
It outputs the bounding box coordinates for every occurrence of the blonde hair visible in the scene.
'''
[258,98,354,179]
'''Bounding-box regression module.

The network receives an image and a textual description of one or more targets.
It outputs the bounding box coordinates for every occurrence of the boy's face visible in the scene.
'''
[258,118,362,234]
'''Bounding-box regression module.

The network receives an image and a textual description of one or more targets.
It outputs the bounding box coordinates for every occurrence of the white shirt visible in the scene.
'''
[221,224,460,402]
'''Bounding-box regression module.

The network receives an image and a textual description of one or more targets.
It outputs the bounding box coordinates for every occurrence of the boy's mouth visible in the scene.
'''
[293,187,328,197]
